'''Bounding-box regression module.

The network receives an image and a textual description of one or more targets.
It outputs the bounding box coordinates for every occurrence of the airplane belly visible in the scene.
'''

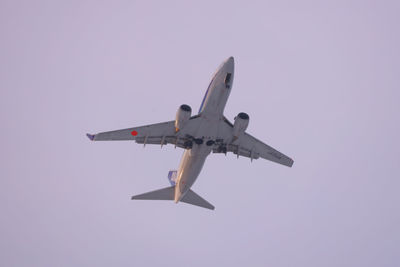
[201,84,231,118]
[175,144,211,201]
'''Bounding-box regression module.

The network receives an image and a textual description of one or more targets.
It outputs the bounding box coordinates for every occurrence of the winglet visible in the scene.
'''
[86,133,95,141]
[289,159,294,167]
[287,158,294,167]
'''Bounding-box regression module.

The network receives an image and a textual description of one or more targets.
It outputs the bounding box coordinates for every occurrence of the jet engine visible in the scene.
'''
[175,104,192,132]
[233,112,249,139]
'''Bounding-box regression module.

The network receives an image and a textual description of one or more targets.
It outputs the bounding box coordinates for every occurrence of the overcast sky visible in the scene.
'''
[1,1,399,266]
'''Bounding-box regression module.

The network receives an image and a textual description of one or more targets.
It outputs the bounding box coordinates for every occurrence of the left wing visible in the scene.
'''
[214,117,294,167]
[87,121,175,142]
[87,117,199,149]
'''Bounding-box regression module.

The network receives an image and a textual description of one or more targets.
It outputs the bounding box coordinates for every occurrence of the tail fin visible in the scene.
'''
[181,190,215,210]
[131,186,175,200]
[167,170,178,186]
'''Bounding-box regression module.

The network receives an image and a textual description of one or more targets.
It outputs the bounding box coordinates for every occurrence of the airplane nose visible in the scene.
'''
[224,56,234,72]
[225,56,234,64]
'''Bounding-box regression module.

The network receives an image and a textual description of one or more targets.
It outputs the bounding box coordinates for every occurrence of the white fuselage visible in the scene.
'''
[174,57,234,202]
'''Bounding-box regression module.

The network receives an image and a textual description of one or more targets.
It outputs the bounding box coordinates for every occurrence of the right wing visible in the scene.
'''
[229,132,294,167]
[87,117,199,149]
[214,117,294,167]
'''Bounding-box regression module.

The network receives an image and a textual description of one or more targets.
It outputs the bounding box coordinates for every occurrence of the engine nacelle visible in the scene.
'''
[233,112,249,138]
[175,104,192,132]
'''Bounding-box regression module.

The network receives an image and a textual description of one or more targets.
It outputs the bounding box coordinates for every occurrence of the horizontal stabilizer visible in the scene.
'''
[131,186,175,200]
[181,190,215,210]
[131,186,214,210]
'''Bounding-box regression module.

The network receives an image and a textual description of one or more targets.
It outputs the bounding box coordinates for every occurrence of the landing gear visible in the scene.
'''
[186,137,215,147]
[183,140,193,149]
[215,145,227,154]
[206,140,215,146]
[194,138,203,145]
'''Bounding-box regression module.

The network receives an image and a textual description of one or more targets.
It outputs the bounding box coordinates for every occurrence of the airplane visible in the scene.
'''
[87,57,294,210]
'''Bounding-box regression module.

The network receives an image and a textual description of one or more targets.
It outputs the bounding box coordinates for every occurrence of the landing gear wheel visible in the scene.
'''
[206,140,215,146]
[194,138,203,145]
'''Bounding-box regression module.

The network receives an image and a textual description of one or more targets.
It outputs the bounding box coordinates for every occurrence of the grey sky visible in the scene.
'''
[1,1,399,266]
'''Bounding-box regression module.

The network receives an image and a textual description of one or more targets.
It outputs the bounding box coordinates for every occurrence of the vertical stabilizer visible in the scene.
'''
[167,170,178,186]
